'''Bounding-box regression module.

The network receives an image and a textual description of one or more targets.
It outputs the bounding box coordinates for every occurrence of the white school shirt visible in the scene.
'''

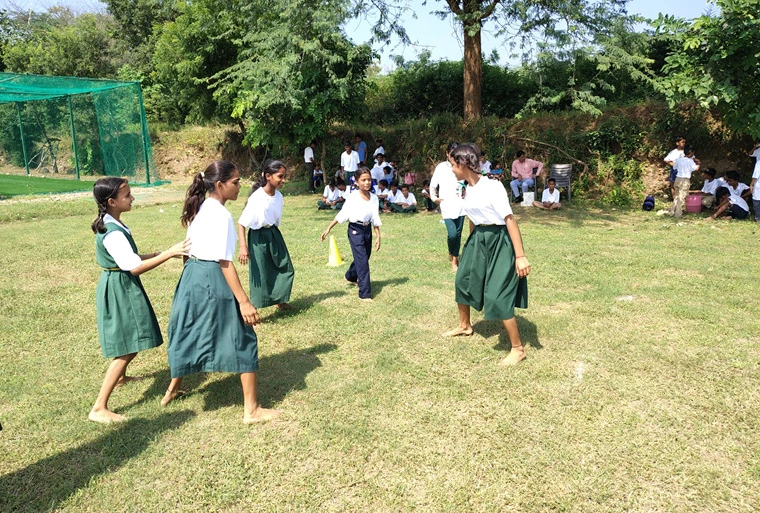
[664,149,684,164]
[429,160,464,219]
[701,177,726,195]
[339,189,349,200]
[382,166,394,183]
[370,163,386,182]
[385,189,401,203]
[728,182,749,200]
[335,191,382,226]
[340,151,360,172]
[238,187,283,229]
[730,195,749,212]
[480,160,491,173]
[753,167,760,201]
[374,185,388,198]
[102,214,142,271]
[373,145,385,158]
[751,147,760,160]
[462,176,513,226]
[186,197,237,262]
[541,188,560,203]
[304,146,314,163]
[673,156,698,178]
[323,185,340,202]
[395,192,417,205]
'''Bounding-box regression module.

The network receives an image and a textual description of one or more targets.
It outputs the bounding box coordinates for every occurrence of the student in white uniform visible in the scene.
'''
[237,160,295,311]
[442,144,531,367]
[751,161,760,222]
[669,146,700,217]
[162,161,281,424]
[321,167,382,301]
[384,180,401,211]
[340,141,360,184]
[532,178,561,209]
[664,136,686,198]
[390,184,417,213]
[724,170,750,201]
[479,152,491,173]
[318,180,341,209]
[89,177,190,424]
[691,167,724,209]
[373,138,385,165]
[371,154,387,184]
[430,142,466,271]
[711,186,749,220]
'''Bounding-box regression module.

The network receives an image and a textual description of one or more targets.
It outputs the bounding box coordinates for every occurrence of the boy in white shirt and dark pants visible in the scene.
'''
[669,145,700,217]
[532,178,561,210]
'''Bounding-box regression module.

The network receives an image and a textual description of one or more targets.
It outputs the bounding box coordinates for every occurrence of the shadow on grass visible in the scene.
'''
[130,369,212,408]
[517,204,626,228]
[372,276,409,296]
[200,343,337,412]
[260,290,347,320]
[0,410,195,513]
[472,315,542,352]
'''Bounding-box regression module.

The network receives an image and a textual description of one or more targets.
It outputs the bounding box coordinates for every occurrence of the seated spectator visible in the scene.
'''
[312,162,324,191]
[532,178,561,210]
[383,180,401,212]
[421,179,436,212]
[371,154,387,184]
[374,179,390,206]
[335,180,348,209]
[510,150,543,202]
[479,152,491,174]
[724,170,750,200]
[317,180,341,209]
[382,165,394,184]
[711,186,749,220]
[690,167,724,209]
[390,184,418,213]
[488,160,503,180]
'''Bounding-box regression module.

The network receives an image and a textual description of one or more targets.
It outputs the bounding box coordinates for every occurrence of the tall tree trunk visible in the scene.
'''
[462,1,482,120]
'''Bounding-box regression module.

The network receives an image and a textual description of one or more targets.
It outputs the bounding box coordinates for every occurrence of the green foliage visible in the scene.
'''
[654,1,760,138]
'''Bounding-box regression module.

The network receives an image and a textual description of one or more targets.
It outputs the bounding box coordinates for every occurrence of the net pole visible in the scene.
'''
[135,83,152,185]
[67,96,81,180]
[16,102,30,176]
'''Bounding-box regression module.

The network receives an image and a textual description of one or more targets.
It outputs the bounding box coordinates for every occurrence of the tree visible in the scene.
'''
[358,0,630,120]
[654,1,760,138]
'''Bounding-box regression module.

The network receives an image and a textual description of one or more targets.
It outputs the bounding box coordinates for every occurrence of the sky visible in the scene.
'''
[3,0,715,69]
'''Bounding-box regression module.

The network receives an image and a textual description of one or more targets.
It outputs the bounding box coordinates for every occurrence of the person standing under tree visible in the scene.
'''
[304,140,316,191]
[340,141,360,184]
[442,144,531,367]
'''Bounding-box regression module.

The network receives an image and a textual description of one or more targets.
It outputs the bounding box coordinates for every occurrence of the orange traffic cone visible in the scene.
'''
[327,235,344,267]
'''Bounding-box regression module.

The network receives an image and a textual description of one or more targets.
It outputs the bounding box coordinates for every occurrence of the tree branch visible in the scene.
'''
[445,0,462,16]
[505,135,589,180]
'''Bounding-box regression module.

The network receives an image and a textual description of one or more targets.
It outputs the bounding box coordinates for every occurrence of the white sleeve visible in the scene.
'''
[238,195,257,228]
[371,196,382,227]
[541,189,550,202]
[223,216,237,261]
[102,231,143,271]
[394,194,405,204]
[335,194,352,224]
[492,182,514,219]
[752,167,760,180]
[408,193,417,205]
[429,169,440,202]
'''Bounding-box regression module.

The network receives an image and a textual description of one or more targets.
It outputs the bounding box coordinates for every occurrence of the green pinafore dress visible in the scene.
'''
[95,223,163,358]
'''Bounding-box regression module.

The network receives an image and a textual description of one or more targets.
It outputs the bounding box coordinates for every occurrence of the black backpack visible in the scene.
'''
[642,195,655,211]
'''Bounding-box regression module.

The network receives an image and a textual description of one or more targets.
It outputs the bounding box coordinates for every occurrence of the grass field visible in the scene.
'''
[1,187,759,512]
[0,174,99,197]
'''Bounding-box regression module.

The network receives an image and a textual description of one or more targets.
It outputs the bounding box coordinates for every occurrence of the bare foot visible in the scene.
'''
[499,346,526,366]
[160,388,186,407]
[451,256,459,272]
[243,406,282,424]
[115,375,143,388]
[441,326,473,337]
[88,408,127,424]
[276,303,291,311]
[359,297,374,303]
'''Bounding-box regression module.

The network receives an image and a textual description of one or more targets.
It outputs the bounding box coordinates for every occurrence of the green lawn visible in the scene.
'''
[0,174,99,197]
[1,189,759,512]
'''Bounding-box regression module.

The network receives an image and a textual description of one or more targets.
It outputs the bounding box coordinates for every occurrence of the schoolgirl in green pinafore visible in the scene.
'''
[237,160,294,310]
[89,177,189,424]
[442,144,532,367]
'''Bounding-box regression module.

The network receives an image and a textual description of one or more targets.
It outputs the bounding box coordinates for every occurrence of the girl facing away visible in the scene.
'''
[90,177,189,424]
[237,160,295,311]
[321,167,381,302]
[442,144,531,366]
[162,161,281,423]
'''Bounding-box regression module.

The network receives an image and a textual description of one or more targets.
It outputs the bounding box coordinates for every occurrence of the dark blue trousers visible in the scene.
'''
[345,222,373,299]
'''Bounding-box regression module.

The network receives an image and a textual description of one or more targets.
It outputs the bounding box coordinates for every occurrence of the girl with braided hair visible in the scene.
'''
[89,177,189,424]
[237,160,294,311]
[162,161,281,423]
[442,144,531,366]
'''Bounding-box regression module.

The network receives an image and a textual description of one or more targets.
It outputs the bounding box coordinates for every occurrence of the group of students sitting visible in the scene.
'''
[318,178,420,214]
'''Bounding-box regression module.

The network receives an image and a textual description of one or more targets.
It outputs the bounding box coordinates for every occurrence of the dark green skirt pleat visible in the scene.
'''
[247,226,294,308]
[455,225,528,320]
[168,259,259,378]
[96,271,163,358]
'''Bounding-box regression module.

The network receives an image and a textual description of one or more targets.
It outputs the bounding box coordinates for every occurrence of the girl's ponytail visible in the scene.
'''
[249,159,286,196]
[91,177,127,234]
[181,160,239,227]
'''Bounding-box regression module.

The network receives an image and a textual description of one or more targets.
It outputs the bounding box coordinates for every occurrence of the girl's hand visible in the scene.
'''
[515,256,530,278]
[375,235,381,252]
[321,229,331,241]
[239,300,260,326]
[238,248,250,265]
[167,238,191,258]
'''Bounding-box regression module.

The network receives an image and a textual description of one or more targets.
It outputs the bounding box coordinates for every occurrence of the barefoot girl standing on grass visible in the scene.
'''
[90,177,190,424]
[237,160,294,312]
[442,144,531,366]
[321,167,381,302]
[162,161,281,423]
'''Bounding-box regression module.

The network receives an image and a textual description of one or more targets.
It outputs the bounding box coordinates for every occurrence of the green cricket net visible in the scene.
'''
[0,72,157,184]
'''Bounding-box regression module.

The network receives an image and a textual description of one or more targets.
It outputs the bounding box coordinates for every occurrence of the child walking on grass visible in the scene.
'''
[237,160,294,311]
[442,144,531,366]
[162,161,281,424]
[89,177,189,424]
[321,167,381,302]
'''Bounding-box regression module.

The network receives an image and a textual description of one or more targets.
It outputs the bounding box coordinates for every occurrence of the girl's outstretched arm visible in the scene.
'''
[505,215,530,279]
[130,239,190,276]
[321,220,339,241]
[219,260,260,326]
